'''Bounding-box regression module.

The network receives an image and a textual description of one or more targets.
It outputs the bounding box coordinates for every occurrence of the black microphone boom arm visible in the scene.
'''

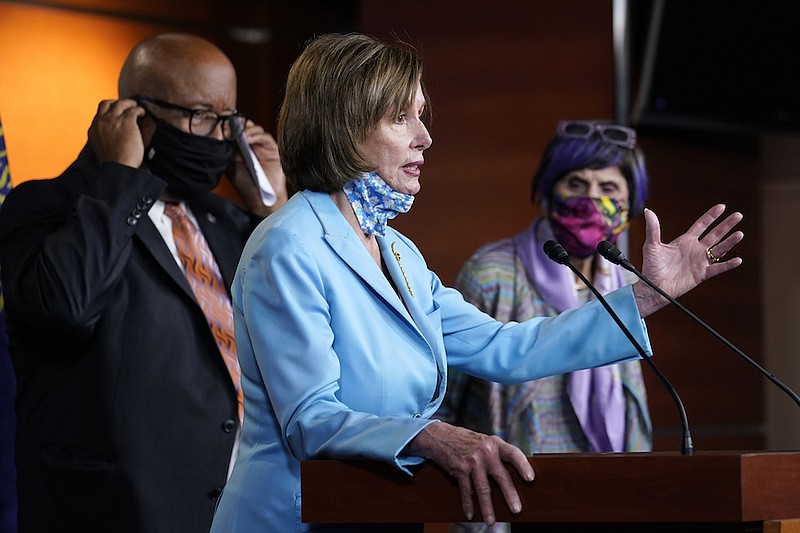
[544,240,694,455]
[597,240,800,409]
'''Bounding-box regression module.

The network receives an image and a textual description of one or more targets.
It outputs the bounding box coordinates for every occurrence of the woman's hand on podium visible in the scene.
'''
[404,422,535,525]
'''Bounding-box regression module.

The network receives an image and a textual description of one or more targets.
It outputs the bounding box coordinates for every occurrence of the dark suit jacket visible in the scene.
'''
[0,146,260,533]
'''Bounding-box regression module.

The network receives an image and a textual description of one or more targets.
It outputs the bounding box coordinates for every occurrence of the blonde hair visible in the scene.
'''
[278,33,428,192]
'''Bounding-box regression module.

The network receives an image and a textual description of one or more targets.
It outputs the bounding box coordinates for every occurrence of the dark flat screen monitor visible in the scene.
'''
[632,0,800,137]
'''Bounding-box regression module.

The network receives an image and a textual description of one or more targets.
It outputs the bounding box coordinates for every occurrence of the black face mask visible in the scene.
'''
[144,117,234,200]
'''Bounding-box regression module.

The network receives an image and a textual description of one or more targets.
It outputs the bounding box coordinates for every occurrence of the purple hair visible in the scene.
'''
[531,121,649,216]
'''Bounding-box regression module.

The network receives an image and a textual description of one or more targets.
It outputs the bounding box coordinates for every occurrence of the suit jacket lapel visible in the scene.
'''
[305,191,414,326]
[189,198,241,291]
[378,237,441,352]
[379,237,421,318]
[379,234,446,403]
[136,197,241,303]
[134,216,196,301]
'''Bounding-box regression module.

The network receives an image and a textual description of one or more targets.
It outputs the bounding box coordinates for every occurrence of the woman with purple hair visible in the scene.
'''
[439,119,652,533]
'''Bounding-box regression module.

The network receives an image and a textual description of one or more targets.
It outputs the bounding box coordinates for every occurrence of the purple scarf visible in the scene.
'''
[512,217,627,452]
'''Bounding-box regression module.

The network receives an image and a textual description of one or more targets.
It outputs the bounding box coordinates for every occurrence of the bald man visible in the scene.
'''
[0,34,287,532]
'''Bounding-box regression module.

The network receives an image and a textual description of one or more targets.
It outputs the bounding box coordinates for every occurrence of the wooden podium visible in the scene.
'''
[301,451,800,532]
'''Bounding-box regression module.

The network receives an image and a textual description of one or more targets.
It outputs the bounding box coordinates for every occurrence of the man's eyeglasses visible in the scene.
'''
[136,96,246,141]
[556,120,636,149]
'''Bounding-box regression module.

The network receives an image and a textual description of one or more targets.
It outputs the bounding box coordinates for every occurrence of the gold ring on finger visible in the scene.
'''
[706,247,720,264]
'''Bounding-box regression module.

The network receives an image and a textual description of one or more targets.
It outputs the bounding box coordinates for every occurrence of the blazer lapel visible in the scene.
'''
[379,237,441,350]
[378,238,417,305]
[379,235,446,403]
[305,191,414,325]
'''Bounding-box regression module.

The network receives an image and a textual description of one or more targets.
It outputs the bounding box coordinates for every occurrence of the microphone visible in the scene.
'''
[597,240,800,409]
[544,240,694,455]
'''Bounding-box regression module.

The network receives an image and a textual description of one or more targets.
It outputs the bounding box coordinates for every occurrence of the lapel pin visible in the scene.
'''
[391,242,414,298]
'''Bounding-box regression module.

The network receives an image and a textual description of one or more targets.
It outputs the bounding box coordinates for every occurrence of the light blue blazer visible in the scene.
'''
[210,190,652,532]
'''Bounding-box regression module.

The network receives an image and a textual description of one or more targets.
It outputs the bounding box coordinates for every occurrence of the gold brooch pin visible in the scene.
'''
[391,242,414,297]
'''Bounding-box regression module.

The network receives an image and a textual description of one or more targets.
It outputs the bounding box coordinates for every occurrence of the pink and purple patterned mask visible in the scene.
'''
[548,195,629,259]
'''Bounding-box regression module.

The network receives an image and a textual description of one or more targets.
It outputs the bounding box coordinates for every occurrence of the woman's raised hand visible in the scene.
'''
[634,204,744,318]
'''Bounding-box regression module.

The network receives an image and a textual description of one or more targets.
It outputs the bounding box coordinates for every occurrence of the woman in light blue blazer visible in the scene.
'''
[210,33,744,533]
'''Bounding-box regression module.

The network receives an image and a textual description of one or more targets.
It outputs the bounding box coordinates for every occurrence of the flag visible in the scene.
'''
[0,115,11,325]
[0,117,9,206]
[0,114,17,533]
[0,114,12,373]
[0,114,11,333]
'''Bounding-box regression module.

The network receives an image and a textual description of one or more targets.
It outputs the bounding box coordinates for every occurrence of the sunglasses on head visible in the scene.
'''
[556,120,637,149]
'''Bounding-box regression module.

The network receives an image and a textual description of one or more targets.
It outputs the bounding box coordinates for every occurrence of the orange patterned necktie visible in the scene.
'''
[164,203,243,423]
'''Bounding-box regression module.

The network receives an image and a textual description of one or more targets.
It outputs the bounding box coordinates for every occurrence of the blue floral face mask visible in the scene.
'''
[342,172,414,237]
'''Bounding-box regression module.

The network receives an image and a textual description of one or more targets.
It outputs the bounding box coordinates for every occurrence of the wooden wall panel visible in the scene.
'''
[635,137,763,451]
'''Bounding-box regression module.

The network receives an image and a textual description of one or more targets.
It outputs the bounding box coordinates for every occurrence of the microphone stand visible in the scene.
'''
[543,240,694,455]
[597,240,800,409]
